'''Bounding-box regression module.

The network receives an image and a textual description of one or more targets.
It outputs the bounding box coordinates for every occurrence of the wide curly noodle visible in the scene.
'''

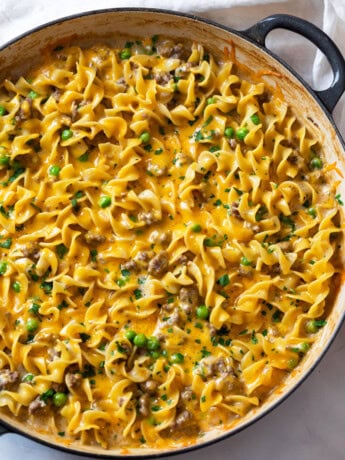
[0,36,341,449]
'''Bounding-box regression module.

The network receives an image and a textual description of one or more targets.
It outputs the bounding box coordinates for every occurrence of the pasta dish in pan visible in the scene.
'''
[0,36,341,449]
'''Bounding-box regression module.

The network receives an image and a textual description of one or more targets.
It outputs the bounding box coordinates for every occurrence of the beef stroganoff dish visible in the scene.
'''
[0,35,342,450]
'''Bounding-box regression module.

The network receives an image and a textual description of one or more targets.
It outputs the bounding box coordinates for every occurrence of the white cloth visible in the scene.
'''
[0,1,345,459]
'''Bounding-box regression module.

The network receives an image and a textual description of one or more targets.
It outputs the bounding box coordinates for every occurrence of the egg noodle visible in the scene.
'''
[0,36,341,450]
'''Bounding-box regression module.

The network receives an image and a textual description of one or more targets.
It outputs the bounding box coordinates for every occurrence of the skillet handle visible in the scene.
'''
[0,424,9,435]
[243,14,345,113]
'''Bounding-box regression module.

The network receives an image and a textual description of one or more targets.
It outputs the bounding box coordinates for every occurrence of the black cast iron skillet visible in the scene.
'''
[0,9,344,458]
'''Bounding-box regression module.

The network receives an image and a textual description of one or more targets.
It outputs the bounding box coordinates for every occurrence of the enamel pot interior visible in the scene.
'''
[0,8,344,458]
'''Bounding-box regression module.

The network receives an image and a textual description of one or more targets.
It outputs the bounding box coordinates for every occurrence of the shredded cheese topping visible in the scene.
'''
[0,37,341,450]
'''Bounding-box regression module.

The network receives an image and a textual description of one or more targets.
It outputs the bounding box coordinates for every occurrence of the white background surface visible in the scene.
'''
[1,0,345,459]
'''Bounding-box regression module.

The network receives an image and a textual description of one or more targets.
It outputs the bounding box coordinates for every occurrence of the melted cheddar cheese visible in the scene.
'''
[0,37,341,450]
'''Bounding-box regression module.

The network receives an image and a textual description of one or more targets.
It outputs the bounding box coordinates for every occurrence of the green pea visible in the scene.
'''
[0,261,8,275]
[133,333,147,348]
[196,305,210,320]
[22,373,34,382]
[287,358,298,369]
[147,336,160,351]
[240,256,252,266]
[49,165,61,177]
[28,90,39,99]
[307,207,317,218]
[0,106,7,116]
[29,303,40,315]
[170,352,184,364]
[307,321,319,333]
[56,243,68,260]
[250,113,261,125]
[217,274,230,287]
[291,342,310,354]
[53,392,68,408]
[12,281,21,293]
[71,198,78,209]
[191,223,202,232]
[305,319,326,333]
[61,129,73,141]
[78,152,89,162]
[125,330,136,342]
[90,249,98,262]
[26,318,39,333]
[150,351,160,359]
[140,131,151,144]
[207,97,216,105]
[236,127,249,141]
[0,238,11,249]
[98,195,111,208]
[40,388,55,402]
[0,154,10,166]
[120,49,131,60]
[310,157,322,169]
[224,127,234,138]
